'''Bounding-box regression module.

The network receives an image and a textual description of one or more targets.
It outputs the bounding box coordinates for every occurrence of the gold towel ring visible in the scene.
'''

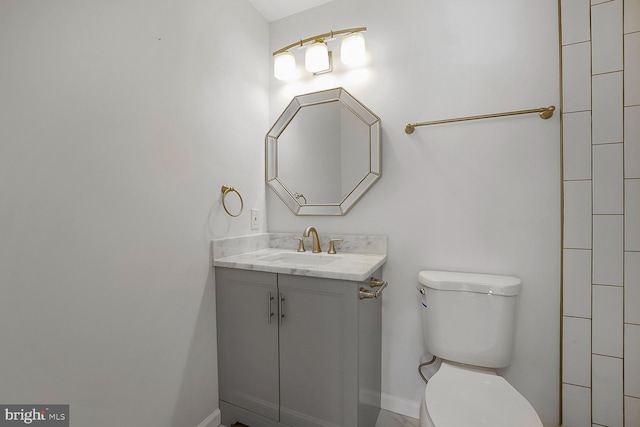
[221,185,244,217]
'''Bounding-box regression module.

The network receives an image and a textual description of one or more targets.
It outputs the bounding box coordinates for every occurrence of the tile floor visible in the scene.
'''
[375,409,420,427]
[229,409,419,427]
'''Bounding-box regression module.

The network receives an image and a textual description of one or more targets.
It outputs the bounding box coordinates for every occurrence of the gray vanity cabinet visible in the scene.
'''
[215,267,382,427]
[216,268,280,421]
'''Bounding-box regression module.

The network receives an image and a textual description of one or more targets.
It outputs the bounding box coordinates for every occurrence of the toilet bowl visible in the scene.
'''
[419,361,542,427]
[417,270,543,427]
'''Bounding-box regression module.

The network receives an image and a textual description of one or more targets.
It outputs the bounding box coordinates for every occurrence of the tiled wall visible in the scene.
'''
[561,0,640,426]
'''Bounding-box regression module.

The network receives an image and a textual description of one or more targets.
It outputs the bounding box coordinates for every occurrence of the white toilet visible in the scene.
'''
[417,270,543,427]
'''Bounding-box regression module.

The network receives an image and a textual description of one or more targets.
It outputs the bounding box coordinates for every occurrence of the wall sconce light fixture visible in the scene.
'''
[273,27,367,80]
[274,51,297,80]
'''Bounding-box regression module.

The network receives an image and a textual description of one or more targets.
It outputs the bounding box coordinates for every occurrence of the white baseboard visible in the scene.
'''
[380,392,420,420]
[208,397,419,425]
[197,409,221,427]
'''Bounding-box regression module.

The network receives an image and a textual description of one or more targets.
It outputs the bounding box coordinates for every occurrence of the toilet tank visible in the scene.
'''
[418,270,522,368]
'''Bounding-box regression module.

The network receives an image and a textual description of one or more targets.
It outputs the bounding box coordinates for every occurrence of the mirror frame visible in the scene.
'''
[266,87,381,216]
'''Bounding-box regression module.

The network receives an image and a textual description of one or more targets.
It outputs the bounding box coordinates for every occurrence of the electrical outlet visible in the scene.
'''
[251,209,260,230]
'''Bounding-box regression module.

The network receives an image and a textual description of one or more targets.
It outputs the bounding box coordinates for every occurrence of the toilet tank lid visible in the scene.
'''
[418,270,522,296]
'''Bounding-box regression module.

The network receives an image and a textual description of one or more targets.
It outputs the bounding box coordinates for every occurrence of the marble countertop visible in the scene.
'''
[212,233,387,282]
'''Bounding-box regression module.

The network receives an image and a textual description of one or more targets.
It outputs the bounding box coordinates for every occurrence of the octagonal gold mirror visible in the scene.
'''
[266,87,381,215]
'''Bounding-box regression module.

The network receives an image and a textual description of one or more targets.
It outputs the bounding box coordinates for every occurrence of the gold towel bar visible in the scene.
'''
[405,105,555,134]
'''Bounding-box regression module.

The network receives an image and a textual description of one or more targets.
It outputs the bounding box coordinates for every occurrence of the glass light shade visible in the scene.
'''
[274,51,297,80]
[305,41,330,73]
[340,32,366,66]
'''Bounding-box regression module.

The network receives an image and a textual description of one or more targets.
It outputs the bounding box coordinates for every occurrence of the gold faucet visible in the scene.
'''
[303,226,322,253]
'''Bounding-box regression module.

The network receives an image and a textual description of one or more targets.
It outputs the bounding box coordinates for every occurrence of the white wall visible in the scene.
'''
[0,1,268,426]
[267,0,561,425]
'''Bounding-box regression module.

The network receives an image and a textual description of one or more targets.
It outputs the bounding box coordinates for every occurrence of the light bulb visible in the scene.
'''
[305,41,330,73]
[340,32,366,66]
[274,51,297,80]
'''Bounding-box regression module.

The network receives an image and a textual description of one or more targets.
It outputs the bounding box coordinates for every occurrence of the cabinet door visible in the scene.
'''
[216,268,280,421]
[278,274,359,427]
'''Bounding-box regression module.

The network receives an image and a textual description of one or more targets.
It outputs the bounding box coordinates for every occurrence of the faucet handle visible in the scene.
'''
[328,238,343,254]
[293,237,306,252]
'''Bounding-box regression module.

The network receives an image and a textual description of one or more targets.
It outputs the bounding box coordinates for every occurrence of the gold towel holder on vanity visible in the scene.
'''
[221,185,244,217]
[404,105,556,134]
[359,277,389,300]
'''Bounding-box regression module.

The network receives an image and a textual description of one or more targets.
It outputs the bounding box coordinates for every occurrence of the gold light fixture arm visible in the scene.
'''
[405,105,556,134]
[273,27,367,56]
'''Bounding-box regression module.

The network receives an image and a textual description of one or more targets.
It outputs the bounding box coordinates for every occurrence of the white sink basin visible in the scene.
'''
[257,252,342,267]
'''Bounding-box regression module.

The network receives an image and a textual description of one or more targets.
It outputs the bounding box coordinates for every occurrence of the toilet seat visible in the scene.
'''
[423,362,542,427]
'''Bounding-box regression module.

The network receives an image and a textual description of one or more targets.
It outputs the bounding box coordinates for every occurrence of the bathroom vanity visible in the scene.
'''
[212,233,387,427]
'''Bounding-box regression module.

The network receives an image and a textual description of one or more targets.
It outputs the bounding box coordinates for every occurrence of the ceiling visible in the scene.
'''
[247,0,336,22]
